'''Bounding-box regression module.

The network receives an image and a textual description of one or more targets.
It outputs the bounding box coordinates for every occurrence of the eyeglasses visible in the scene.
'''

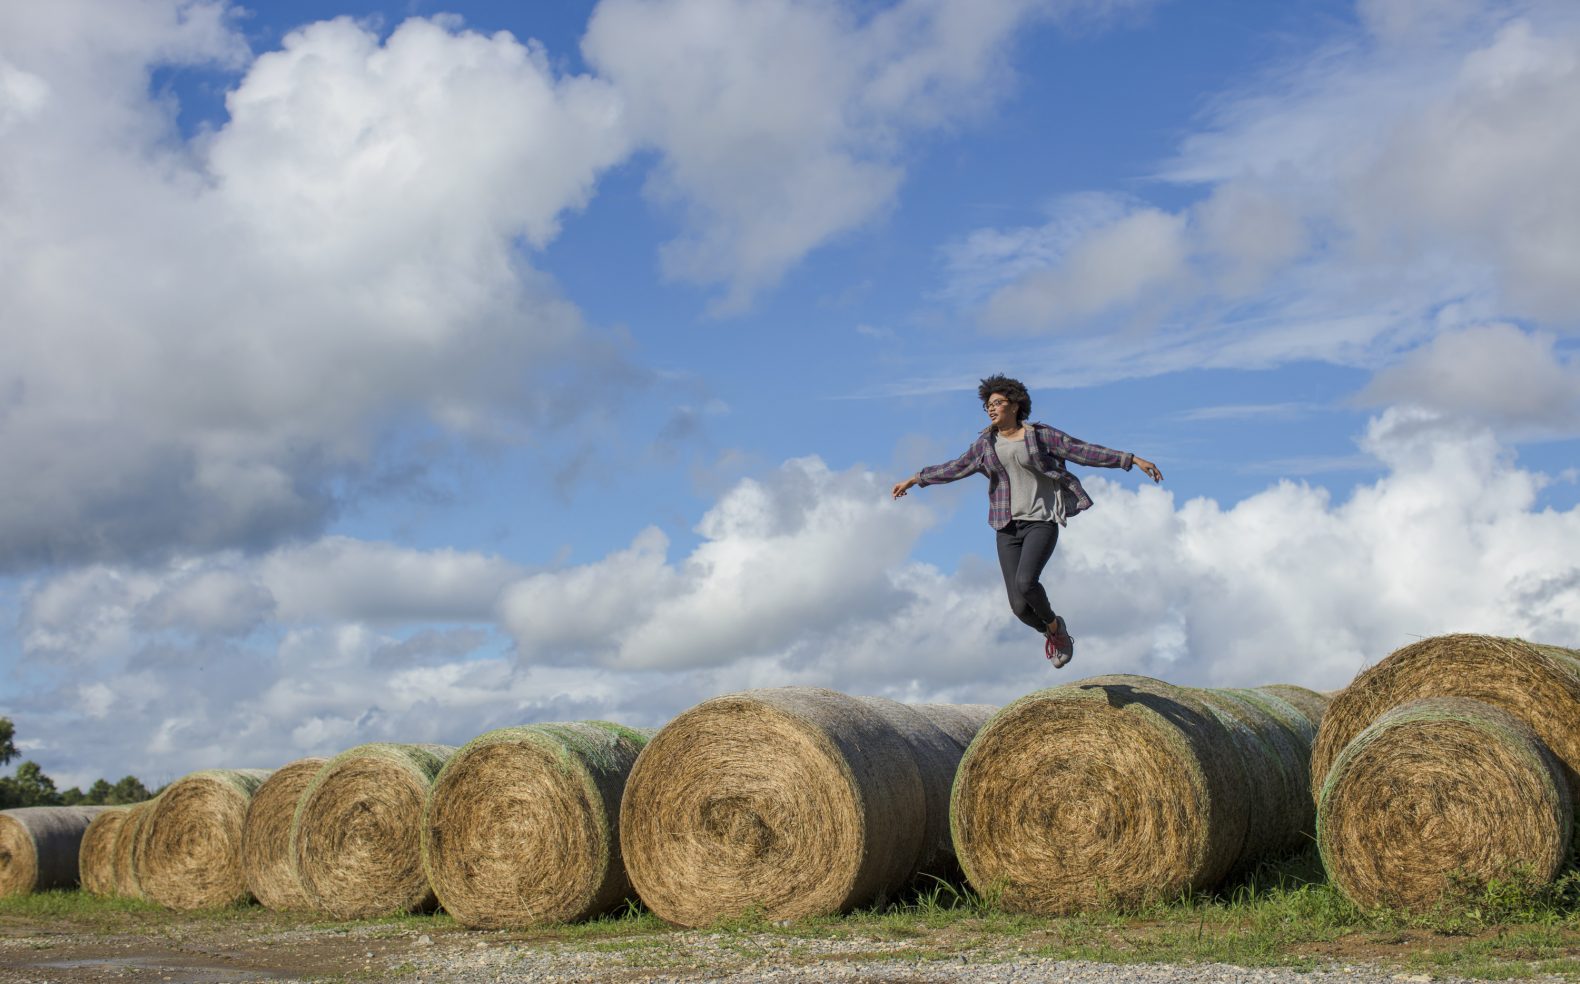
[983,399,1012,413]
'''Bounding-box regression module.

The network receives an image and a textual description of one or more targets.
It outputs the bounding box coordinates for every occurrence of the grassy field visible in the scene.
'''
[1,851,1577,981]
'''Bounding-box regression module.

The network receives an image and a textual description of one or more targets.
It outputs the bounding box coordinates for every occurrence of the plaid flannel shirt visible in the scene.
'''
[916,422,1133,530]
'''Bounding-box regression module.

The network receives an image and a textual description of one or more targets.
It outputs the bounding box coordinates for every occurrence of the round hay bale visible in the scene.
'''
[242,758,326,911]
[111,798,157,899]
[1311,635,1580,804]
[950,674,1246,914]
[1196,689,1315,865]
[854,698,996,881]
[78,806,133,897]
[423,722,653,928]
[292,743,454,919]
[137,769,272,910]
[1317,696,1573,912]
[1255,684,1330,729]
[620,687,927,926]
[0,806,111,897]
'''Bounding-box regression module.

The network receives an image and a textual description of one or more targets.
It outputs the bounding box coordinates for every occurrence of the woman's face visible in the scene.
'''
[985,392,1015,428]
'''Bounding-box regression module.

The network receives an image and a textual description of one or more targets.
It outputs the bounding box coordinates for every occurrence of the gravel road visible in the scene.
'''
[387,932,1577,984]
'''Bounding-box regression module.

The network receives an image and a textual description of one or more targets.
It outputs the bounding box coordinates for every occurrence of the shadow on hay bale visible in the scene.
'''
[78,805,134,897]
[1312,634,1580,806]
[620,687,995,927]
[137,769,273,910]
[422,722,653,929]
[1317,696,1573,912]
[0,806,111,897]
[291,743,454,919]
[242,758,326,912]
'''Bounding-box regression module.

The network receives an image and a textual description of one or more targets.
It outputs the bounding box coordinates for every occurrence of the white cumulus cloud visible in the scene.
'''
[0,3,629,571]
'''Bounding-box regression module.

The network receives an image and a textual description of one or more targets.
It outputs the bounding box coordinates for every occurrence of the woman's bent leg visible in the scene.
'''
[1012,521,1060,630]
[996,522,1048,631]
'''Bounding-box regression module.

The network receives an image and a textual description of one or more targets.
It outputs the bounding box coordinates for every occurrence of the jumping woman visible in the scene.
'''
[891,374,1163,668]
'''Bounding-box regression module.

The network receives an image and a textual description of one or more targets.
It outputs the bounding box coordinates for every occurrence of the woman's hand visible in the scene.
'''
[891,476,919,499]
[1133,456,1163,483]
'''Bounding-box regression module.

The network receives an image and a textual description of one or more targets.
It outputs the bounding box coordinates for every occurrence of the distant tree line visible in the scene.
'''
[0,716,154,809]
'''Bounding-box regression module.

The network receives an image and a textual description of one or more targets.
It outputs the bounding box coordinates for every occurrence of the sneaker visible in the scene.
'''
[1045,616,1074,668]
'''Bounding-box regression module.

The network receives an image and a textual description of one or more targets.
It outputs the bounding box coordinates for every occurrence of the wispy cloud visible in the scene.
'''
[1176,401,1330,422]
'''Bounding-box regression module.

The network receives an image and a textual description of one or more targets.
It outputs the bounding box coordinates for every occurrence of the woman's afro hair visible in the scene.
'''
[978,374,1031,423]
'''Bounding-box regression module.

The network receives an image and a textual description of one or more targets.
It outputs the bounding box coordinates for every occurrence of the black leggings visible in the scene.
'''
[995,519,1059,633]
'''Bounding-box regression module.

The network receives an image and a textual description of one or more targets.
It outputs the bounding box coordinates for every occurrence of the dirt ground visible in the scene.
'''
[1,905,1576,983]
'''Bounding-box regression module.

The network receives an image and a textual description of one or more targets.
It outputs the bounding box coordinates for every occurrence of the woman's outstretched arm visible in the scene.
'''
[892,440,983,498]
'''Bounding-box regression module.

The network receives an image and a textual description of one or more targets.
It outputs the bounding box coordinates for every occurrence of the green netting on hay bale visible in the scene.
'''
[137,769,273,910]
[1312,634,1580,807]
[292,743,454,919]
[0,806,111,897]
[620,687,930,927]
[1197,689,1318,866]
[853,698,996,883]
[951,674,1245,914]
[1255,684,1330,730]
[242,758,327,911]
[1317,696,1573,912]
[422,722,653,928]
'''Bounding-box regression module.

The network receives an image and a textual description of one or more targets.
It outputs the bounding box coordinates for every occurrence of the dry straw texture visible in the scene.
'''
[0,807,110,896]
[242,758,326,911]
[77,806,133,897]
[137,769,272,910]
[111,799,157,899]
[1317,696,1573,912]
[423,722,653,928]
[1311,634,1580,804]
[293,743,454,919]
[621,687,931,926]
[951,675,1246,914]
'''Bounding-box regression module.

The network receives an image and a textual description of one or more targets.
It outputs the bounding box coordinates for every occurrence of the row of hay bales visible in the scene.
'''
[46,695,999,925]
[29,635,1571,922]
[20,680,1329,927]
[1309,634,1580,912]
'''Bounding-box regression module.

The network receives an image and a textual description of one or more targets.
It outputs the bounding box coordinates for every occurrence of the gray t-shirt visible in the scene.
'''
[996,434,1066,523]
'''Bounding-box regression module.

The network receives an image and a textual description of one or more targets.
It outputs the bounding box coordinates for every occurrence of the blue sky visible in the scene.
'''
[3,0,1579,787]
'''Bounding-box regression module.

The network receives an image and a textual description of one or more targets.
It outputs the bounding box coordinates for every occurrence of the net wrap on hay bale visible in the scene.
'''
[112,799,158,899]
[1255,684,1330,729]
[242,758,326,911]
[137,769,272,910]
[0,806,111,897]
[1197,688,1320,864]
[853,698,996,880]
[620,687,931,926]
[1311,634,1580,805]
[293,743,454,919]
[951,674,1246,914]
[423,722,653,928]
[78,806,134,897]
[1317,696,1573,912]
